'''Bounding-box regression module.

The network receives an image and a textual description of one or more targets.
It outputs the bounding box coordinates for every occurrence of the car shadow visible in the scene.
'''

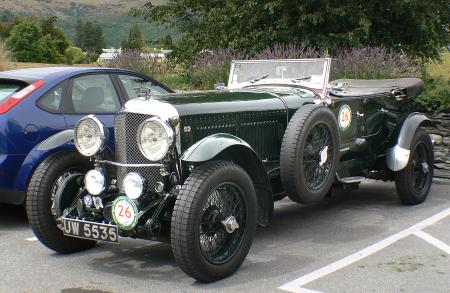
[86,241,186,281]
[0,203,28,231]
[254,181,400,245]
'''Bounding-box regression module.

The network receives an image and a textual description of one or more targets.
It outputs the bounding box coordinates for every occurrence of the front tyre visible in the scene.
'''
[395,128,434,205]
[171,161,257,282]
[26,152,96,253]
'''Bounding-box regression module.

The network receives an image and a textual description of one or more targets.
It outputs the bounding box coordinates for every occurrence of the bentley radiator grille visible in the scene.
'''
[115,112,162,192]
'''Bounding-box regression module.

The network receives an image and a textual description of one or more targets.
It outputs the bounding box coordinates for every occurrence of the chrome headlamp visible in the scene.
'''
[84,169,106,196]
[123,172,145,200]
[138,117,174,161]
[74,115,107,157]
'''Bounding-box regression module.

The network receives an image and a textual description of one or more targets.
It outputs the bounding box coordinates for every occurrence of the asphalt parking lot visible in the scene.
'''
[1,180,449,293]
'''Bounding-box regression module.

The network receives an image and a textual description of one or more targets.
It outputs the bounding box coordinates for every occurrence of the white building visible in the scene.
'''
[96,48,173,62]
[97,48,121,62]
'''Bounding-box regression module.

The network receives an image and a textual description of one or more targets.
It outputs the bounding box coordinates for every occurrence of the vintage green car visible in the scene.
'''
[27,59,433,282]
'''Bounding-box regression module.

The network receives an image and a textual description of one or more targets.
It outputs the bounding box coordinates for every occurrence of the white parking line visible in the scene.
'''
[25,237,38,242]
[414,230,450,254]
[279,206,450,292]
[297,288,324,293]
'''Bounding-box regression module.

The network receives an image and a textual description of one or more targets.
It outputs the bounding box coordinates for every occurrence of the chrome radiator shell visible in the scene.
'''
[114,112,163,192]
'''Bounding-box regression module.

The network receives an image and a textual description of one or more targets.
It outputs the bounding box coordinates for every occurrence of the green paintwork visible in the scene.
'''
[154,86,316,116]
[329,94,396,177]
[140,82,409,178]
[150,84,406,177]
[151,86,317,162]
[103,78,419,233]
[180,133,255,162]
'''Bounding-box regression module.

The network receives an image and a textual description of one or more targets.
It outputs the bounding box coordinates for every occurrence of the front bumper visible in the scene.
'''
[0,154,26,204]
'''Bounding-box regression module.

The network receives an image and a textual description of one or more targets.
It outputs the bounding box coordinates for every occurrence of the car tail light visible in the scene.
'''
[0,80,45,114]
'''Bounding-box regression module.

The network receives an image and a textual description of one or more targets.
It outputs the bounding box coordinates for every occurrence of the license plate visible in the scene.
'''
[62,218,119,243]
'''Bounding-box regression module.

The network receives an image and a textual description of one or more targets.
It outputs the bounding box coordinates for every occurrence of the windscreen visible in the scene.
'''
[228,59,330,93]
[0,80,27,103]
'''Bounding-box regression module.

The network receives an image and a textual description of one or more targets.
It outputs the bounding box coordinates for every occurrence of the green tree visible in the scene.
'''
[137,0,448,62]
[81,21,105,55]
[5,19,70,63]
[65,46,85,64]
[121,24,145,50]
[40,16,70,56]
[5,21,46,62]
[161,34,174,50]
[41,34,64,63]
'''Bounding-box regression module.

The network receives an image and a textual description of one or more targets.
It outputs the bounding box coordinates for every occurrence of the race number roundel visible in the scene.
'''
[112,196,138,230]
[338,105,352,130]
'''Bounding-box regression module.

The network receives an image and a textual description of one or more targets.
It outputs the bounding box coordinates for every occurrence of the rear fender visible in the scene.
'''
[181,133,274,227]
[386,113,431,171]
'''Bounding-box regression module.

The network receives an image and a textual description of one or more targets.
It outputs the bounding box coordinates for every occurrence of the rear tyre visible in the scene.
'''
[171,161,257,282]
[395,128,434,205]
[280,105,340,204]
[26,152,96,254]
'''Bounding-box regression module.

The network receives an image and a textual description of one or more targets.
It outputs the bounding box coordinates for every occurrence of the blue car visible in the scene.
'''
[0,67,172,206]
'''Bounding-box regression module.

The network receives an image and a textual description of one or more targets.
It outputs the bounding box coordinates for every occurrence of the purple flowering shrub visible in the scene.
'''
[330,47,420,80]
[188,45,420,89]
[252,44,323,60]
[107,45,421,91]
[187,44,325,89]
[187,48,243,89]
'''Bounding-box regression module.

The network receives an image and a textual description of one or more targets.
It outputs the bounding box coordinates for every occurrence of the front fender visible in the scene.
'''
[181,133,253,162]
[386,113,430,171]
[181,133,273,227]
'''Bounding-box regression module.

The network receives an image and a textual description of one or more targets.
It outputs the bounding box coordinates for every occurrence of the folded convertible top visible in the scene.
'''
[329,78,423,98]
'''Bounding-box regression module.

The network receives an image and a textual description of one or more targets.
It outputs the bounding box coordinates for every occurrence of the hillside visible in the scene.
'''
[59,15,176,48]
[0,0,159,17]
[0,0,175,47]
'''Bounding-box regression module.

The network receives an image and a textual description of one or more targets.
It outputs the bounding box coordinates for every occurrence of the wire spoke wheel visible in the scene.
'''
[412,141,430,192]
[303,122,333,190]
[171,161,257,282]
[26,152,95,254]
[199,182,246,265]
[395,128,434,205]
[50,170,78,218]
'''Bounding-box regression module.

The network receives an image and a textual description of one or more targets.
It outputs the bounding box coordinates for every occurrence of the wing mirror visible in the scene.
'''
[136,87,152,98]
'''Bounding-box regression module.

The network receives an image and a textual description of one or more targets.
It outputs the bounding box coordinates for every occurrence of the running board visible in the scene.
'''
[338,176,365,184]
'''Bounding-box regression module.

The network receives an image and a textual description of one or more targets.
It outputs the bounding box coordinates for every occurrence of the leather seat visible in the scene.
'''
[77,87,104,112]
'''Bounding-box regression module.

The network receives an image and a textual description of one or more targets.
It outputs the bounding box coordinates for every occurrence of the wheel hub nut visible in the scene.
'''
[421,162,429,173]
[319,146,328,167]
[222,216,239,233]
